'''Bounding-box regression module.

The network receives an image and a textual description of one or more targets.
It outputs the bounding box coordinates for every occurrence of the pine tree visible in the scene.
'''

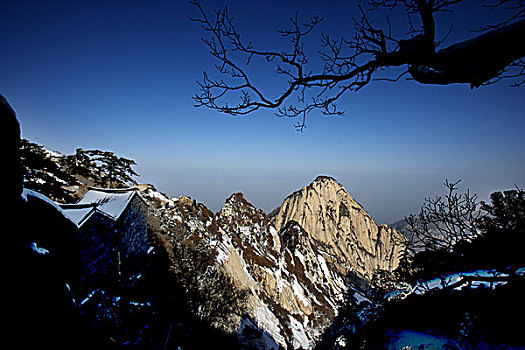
[63,148,139,188]
[20,139,77,203]
[61,148,97,179]
[86,150,139,188]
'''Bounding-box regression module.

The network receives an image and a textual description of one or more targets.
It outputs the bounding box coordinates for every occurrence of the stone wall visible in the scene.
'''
[118,194,148,278]
[74,212,119,292]
[71,192,148,292]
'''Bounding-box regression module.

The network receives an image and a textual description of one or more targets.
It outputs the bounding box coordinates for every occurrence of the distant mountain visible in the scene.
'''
[390,217,451,251]
[390,218,419,246]
[390,219,408,231]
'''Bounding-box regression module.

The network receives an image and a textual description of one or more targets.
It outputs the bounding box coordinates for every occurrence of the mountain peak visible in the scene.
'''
[312,175,338,183]
[309,175,344,190]
[223,192,255,211]
[219,192,267,226]
[309,175,348,193]
[270,176,404,280]
[226,192,246,202]
[284,176,346,202]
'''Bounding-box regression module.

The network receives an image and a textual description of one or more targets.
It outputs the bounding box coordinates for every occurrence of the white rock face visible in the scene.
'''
[215,193,340,349]
[271,176,405,280]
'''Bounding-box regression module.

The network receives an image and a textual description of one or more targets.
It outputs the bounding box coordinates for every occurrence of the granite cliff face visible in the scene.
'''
[270,176,405,280]
[215,193,343,348]
[146,176,405,349]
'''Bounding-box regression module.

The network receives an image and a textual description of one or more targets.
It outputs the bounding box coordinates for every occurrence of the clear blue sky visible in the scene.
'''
[2,0,524,224]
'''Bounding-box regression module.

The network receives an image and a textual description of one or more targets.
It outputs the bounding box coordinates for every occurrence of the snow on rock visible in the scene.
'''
[135,184,176,207]
[415,270,511,294]
[292,278,311,310]
[289,316,310,350]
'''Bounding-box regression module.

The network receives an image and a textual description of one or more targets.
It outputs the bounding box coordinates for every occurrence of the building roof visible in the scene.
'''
[78,187,145,220]
[22,188,64,212]
[61,187,146,227]
[60,204,101,227]
[21,188,98,229]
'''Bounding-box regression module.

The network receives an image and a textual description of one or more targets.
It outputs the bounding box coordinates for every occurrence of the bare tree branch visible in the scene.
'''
[405,179,482,253]
[191,0,525,128]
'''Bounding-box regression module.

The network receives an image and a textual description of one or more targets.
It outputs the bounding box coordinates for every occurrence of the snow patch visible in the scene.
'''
[30,242,50,255]
[215,241,230,264]
[253,304,286,346]
[294,249,306,266]
[288,315,311,349]
[387,329,455,349]
[317,254,331,280]
[292,278,310,308]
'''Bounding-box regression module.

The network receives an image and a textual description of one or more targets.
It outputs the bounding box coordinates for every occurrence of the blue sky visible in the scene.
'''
[2,0,524,224]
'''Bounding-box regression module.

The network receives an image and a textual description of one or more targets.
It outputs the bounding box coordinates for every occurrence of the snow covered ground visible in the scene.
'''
[387,330,525,350]
[384,268,522,302]
[387,330,457,349]
[415,269,511,293]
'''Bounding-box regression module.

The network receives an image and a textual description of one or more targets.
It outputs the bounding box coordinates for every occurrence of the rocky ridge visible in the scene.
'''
[145,176,405,349]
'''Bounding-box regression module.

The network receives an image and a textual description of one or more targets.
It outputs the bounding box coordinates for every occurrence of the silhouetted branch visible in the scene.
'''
[192,0,525,128]
[405,179,482,253]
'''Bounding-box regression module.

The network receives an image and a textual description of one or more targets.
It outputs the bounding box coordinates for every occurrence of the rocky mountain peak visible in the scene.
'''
[221,192,253,214]
[219,192,268,227]
[225,191,246,203]
[312,175,341,185]
[308,175,347,194]
[284,175,349,203]
[271,177,404,280]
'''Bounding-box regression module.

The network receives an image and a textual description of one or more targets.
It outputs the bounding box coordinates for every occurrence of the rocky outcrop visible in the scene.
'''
[1,93,22,202]
[215,193,341,349]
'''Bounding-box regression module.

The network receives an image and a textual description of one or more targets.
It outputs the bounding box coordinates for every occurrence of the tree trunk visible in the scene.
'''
[409,19,525,87]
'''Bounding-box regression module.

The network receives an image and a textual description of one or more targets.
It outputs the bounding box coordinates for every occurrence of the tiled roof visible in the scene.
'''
[61,187,145,227]
[77,188,139,220]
